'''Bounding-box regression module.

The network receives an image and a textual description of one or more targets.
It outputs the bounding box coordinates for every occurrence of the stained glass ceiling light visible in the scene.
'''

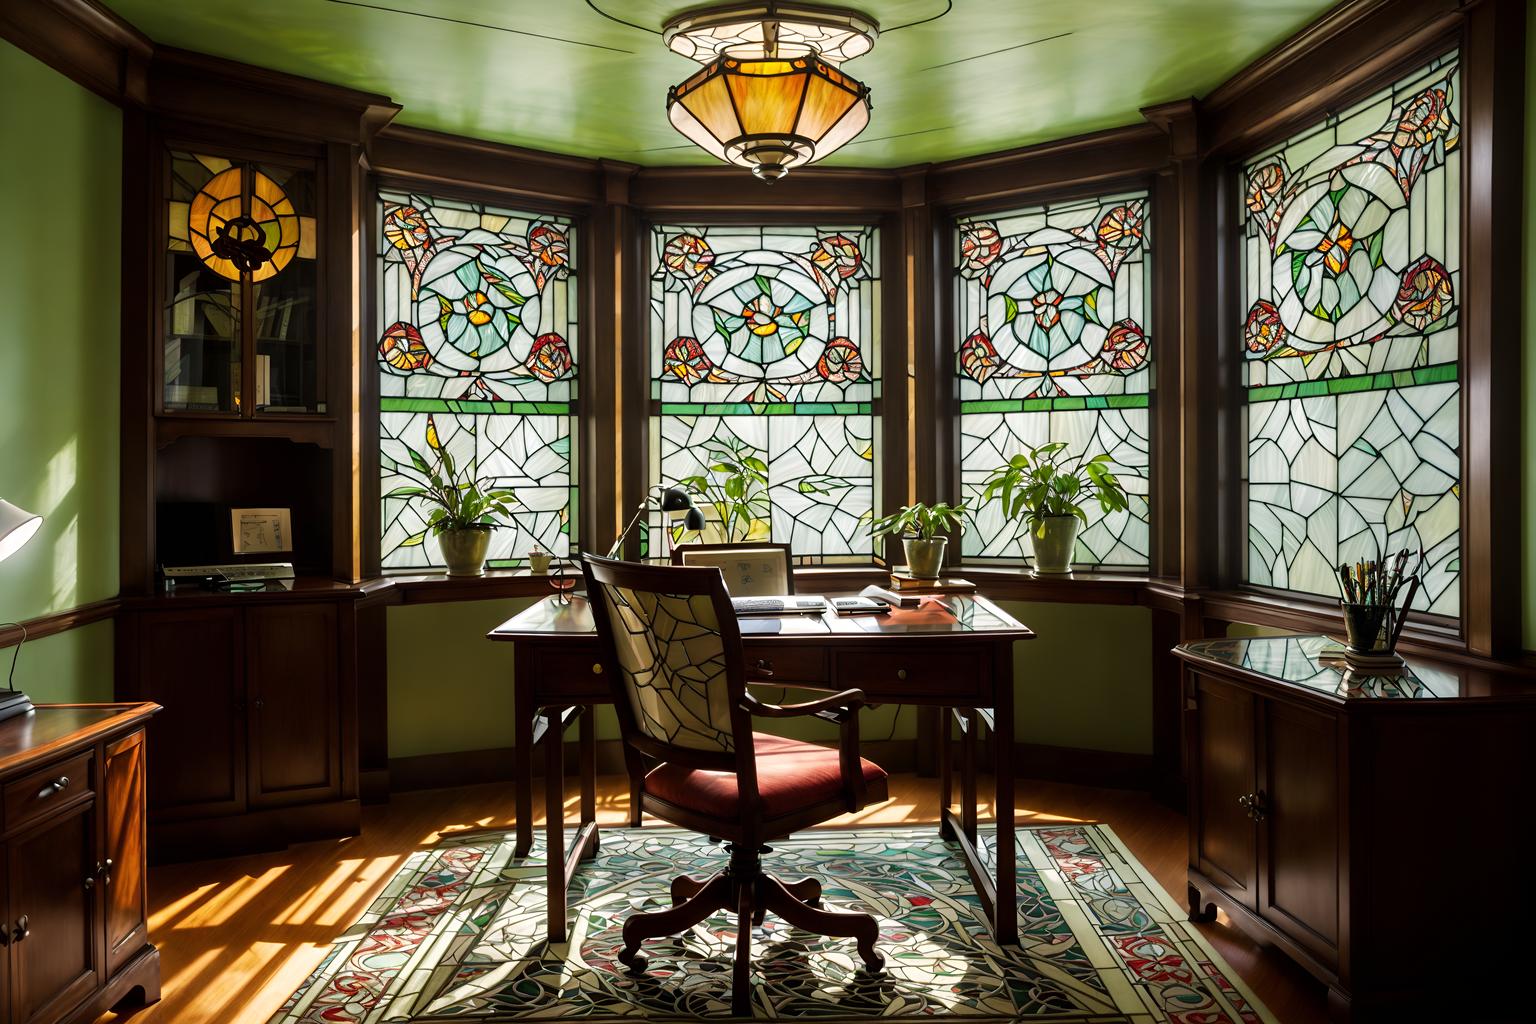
[663,3,877,181]
[663,2,878,64]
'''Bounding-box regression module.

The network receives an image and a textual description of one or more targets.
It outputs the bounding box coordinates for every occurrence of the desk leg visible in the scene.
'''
[993,654,1018,945]
[937,707,953,840]
[514,651,534,859]
[961,710,979,843]
[579,705,598,858]
[545,707,569,944]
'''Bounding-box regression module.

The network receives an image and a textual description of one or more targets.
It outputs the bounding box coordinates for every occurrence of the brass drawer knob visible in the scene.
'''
[591,663,603,675]
[896,668,908,680]
[38,775,69,799]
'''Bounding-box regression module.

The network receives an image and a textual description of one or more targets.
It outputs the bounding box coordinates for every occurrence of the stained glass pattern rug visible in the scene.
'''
[269,824,1274,1023]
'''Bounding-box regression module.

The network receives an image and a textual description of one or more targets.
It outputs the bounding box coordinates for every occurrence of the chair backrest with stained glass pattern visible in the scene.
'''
[581,554,756,785]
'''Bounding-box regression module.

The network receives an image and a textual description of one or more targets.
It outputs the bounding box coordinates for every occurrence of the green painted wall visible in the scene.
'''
[1001,601,1154,755]
[0,42,122,703]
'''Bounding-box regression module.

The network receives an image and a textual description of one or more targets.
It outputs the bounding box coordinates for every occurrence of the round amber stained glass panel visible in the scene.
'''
[188,166,303,282]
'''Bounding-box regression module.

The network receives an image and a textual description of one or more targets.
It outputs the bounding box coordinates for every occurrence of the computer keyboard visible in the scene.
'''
[731,595,827,616]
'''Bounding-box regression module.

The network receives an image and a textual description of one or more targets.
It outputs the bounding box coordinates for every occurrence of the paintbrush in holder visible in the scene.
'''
[1335,550,1420,671]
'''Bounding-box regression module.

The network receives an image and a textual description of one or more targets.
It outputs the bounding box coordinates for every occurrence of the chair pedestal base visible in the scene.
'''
[616,843,884,1016]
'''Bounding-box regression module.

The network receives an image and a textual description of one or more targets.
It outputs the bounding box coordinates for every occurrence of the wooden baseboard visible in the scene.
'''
[1013,743,1155,791]
[148,799,361,863]
[386,739,1146,793]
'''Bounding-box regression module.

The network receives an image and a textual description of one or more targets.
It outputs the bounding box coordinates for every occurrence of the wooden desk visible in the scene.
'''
[489,593,1034,945]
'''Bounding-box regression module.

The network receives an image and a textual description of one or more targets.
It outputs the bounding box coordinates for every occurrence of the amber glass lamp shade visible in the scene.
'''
[667,53,871,180]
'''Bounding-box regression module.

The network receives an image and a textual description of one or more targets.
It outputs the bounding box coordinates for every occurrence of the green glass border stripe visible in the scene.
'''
[960,393,1149,413]
[1245,362,1458,403]
[657,402,873,415]
[380,398,572,415]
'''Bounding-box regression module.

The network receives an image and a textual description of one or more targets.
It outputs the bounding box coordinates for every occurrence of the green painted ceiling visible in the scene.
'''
[101,0,1336,167]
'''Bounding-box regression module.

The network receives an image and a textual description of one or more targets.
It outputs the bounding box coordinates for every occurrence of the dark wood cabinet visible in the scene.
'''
[1177,636,1536,1022]
[117,588,362,860]
[246,602,342,808]
[134,608,245,820]
[9,800,99,1024]
[0,705,161,1024]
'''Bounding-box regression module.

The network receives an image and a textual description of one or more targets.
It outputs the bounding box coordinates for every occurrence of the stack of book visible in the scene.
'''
[888,569,977,594]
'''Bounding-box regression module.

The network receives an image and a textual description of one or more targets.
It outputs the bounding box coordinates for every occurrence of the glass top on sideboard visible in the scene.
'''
[1177,634,1462,700]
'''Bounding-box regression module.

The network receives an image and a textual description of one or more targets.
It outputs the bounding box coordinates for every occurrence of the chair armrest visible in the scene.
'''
[741,690,871,812]
[740,689,865,723]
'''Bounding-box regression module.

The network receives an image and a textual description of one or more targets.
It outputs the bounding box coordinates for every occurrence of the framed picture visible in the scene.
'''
[230,507,293,555]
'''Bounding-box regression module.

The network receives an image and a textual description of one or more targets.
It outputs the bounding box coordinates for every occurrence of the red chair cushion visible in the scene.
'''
[645,732,887,821]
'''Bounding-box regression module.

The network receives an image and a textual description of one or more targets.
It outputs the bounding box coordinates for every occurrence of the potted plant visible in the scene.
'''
[869,502,967,579]
[389,442,518,577]
[980,442,1129,574]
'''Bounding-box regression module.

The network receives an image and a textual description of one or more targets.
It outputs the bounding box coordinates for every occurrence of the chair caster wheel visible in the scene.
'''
[617,948,647,974]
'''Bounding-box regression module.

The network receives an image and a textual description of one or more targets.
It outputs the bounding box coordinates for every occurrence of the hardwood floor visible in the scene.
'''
[97,775,1328,1024]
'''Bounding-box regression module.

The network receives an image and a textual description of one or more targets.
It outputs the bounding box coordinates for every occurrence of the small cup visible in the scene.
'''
[1340,602,1393,654]
[527,548,553,575]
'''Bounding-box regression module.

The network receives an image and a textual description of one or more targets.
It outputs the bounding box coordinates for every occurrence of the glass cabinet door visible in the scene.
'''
[163,150,320,414]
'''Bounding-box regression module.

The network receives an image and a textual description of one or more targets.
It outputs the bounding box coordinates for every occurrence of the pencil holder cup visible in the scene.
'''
[1340,603,1393,654]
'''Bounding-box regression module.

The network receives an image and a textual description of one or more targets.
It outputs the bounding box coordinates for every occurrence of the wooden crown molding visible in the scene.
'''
[1200,0,1462,156]
[0,0,151,104]
[630,164,904,214]
[370,125,607,208]
[149,46,399,146]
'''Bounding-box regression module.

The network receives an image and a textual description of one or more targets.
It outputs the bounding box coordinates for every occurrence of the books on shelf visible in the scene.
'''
[888,571,977,594]
[164,384,219,410]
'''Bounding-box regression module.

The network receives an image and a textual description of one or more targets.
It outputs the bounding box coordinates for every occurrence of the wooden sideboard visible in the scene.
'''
[1175,636,1536,1022]
[0,703,161,1024]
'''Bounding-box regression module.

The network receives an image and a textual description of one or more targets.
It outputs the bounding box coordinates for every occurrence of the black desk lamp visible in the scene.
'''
[0,499,44,723]
[607,486,706,559]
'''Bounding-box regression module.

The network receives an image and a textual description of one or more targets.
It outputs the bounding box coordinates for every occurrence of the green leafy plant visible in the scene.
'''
[980,442,1129,537]
[386,420,518,543]
[677,436,772,543]
[869,501,968,541]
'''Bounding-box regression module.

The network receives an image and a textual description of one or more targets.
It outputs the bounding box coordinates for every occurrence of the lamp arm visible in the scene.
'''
[606,488,663,559]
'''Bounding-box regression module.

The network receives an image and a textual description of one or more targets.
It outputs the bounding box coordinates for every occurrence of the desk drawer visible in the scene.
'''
[531,647,609,701]
[5,750,94,832]
[833,648,987,701]
[745,646,827,685]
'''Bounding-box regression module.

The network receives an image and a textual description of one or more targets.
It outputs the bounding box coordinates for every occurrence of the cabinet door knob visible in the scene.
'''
[896,668,908,680]
[12,915,29,943]
[252,698,265,710]
[84,876,95,891]
[38,775,69,799]
[591,663,603,675]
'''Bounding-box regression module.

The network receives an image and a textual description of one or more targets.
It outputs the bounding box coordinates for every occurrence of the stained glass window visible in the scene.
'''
[955,192,1152,567]
[648,224,880,563]
[377,190,577,570]
[165,151,318,413]
[1241,53,1460,616]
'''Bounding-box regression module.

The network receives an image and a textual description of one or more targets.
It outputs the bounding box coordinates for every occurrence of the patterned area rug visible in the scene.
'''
[270,824,1274,1023]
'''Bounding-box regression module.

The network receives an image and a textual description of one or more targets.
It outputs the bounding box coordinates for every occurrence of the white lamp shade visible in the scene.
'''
[0,500,43,563]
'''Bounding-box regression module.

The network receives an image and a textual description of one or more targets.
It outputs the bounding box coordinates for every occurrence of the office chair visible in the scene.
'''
[581,553,887,1015]
[672,541,795,596]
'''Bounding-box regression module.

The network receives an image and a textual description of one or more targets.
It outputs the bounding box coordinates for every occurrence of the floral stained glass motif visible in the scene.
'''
[955,192,1152,568]
[1241,53,1460,615]
[649,225,879,563]
[377,190,577,570]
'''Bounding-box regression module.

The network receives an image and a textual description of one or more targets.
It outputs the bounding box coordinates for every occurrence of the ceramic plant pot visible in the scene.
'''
[439,527,492,577]
[903,537,948,579]
[1029,516,1080,575]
